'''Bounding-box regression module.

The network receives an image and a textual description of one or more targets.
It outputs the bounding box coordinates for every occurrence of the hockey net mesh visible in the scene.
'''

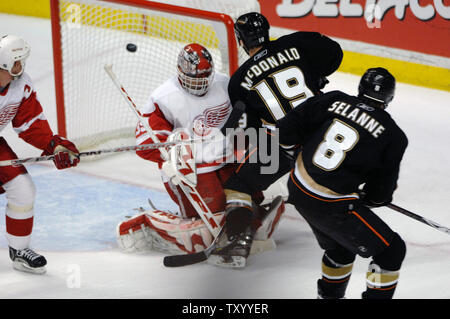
[54,0,260,151]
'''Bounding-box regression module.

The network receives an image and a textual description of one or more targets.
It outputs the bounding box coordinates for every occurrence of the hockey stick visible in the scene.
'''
[104,64,221,237]
[163,196,285,267]
[163,224,225,267]
[387,203,450,235]
[0,141,188,167]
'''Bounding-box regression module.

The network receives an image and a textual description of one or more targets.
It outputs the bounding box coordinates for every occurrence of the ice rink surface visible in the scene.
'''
[0,14,449,299]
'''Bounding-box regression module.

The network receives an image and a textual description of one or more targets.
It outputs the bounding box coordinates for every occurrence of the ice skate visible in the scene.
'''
[9,247,47,274]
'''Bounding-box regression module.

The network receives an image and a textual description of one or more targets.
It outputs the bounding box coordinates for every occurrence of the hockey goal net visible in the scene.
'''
[50,0,260,151]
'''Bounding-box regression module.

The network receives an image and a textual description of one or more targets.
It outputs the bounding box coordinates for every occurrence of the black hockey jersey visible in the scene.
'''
[228,31,343,129]
[277,90,408,203]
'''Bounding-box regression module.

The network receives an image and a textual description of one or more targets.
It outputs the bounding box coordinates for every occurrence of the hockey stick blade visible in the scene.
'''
[163,226,224,267]
[163,251,208,267]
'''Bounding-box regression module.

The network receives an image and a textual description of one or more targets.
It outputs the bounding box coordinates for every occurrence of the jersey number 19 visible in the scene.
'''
[253,66,311,121]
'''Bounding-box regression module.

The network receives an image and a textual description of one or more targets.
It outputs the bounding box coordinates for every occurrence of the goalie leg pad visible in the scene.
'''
[164,169,229,219]
[117,214,153,252]
[117,210,224,254]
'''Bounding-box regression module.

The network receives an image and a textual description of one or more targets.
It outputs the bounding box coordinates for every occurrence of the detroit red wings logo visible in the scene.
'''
[193,103,231,136]
[0,103,20,125]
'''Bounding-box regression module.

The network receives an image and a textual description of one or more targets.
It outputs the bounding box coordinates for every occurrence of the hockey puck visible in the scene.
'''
[126,43,137,52]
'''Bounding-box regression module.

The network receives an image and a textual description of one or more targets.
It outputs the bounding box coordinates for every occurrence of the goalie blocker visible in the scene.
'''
[116,196,285,256]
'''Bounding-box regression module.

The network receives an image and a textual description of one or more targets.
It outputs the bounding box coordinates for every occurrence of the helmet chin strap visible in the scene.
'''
[9,60,25,78]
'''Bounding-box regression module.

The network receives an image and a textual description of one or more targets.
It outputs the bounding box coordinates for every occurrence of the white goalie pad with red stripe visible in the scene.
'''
[116,198,286,255]
[117,210,224,254]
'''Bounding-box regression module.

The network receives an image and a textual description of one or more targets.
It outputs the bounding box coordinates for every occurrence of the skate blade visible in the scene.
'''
[13,261,46,275]
[207,254,247,268]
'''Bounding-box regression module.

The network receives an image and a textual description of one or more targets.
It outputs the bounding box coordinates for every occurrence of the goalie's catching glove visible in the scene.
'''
[42,135,80,169]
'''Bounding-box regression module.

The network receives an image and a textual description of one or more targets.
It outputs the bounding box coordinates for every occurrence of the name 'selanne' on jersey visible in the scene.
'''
[240,47,300,90]
[329,101,385,138]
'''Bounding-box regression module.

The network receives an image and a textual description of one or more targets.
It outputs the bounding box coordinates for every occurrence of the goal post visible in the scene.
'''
[50,0,259,151]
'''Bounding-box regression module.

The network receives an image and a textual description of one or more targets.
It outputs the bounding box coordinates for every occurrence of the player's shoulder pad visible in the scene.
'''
[12,72,35,99]
[20,72,32,83]
[389,117,409,147]
[228,67,246,86]
[316,90,347,102]
[398,128,408,146]
[214,72,230,82]
[151,75,180,100]
[213,72,230,88]
[300,90,348,111]
[322,90,345,96]
[227,71,240,91]
[281,30,321,41]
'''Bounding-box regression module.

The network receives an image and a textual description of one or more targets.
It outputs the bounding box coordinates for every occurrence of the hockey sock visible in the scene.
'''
[4,174,36,249]
[318,251,355,299]
[362,233,406,299]
[362,262,400,299]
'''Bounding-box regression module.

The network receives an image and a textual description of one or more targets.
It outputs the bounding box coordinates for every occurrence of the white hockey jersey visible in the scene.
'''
[135,72,234,174]
[0,73,53,150]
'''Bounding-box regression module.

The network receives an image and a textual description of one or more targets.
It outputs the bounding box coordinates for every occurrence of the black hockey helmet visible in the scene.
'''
[358,67,396,108]
[234,12,270,54]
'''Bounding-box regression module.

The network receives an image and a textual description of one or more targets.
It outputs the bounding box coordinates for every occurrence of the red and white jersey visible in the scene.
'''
[136,72,233,174]
[0,73,53,150]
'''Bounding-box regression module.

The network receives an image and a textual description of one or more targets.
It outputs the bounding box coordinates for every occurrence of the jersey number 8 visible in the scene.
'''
[313,119,359,171]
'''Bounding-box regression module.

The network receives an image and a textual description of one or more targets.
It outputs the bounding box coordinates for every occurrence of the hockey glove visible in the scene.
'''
[42,135,80,169]
[161,160,180,185]
[358,190,391,208]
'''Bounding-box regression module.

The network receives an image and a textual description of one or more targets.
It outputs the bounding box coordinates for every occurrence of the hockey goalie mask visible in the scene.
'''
[0,35,31,78]
[177,43,214,97]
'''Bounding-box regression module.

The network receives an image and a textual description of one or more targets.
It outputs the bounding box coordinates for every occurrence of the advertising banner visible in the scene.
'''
[260,0,449,90]
[261,0,449,58]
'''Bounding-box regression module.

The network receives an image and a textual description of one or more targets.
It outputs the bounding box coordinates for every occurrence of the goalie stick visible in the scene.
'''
[163,223,225,267]
[104,64,221,237]
[163,226,276,267]
[163,196,284,267]
[0,141,188,167]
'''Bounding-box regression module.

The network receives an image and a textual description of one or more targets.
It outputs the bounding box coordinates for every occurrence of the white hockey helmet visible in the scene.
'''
[0,35,31,77]
[177,43,214,96]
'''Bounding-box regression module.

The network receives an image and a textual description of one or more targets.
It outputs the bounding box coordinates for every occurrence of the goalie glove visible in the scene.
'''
[161,128,197,187]
[42,135,80,169]
[161,159,180,185]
